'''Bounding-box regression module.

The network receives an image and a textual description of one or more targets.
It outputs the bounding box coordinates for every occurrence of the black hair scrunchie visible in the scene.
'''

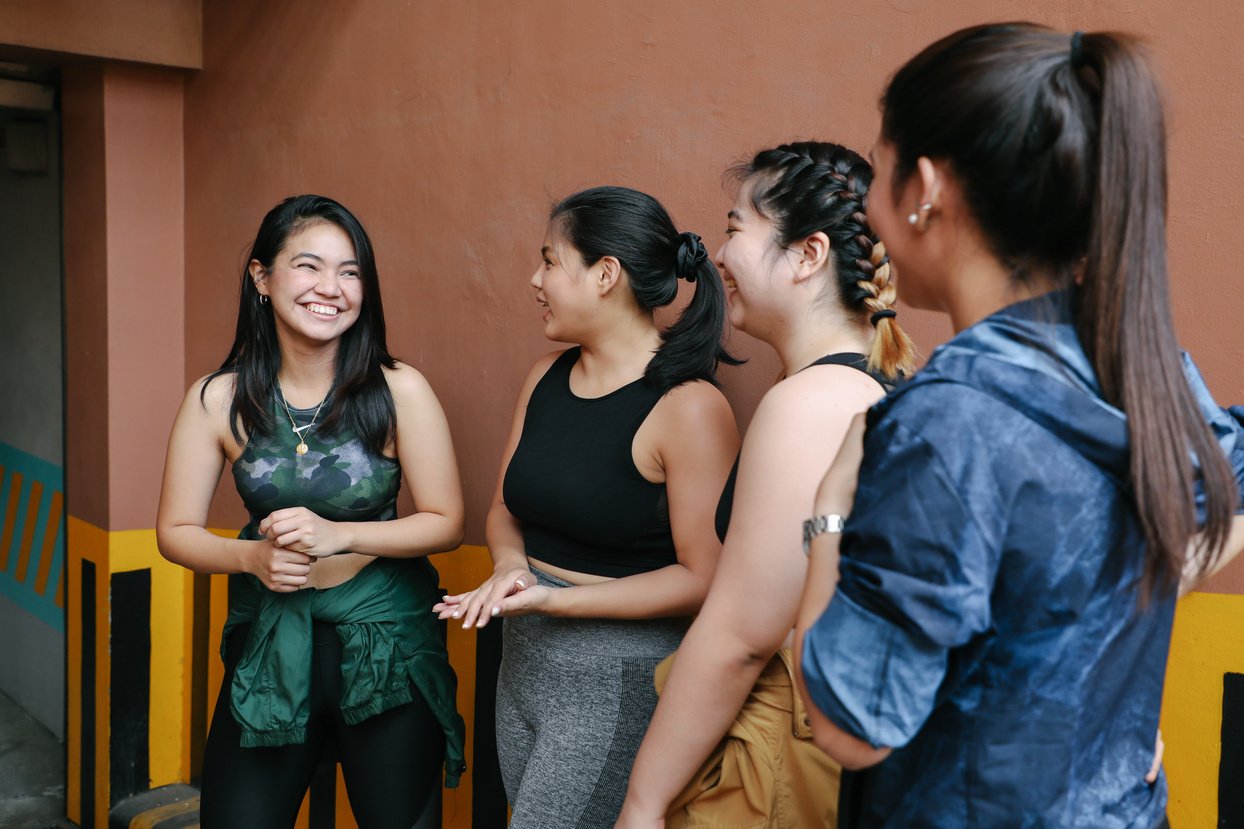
[870,308,898,327]
[676,231,708,282]
[1070,30,1086,68]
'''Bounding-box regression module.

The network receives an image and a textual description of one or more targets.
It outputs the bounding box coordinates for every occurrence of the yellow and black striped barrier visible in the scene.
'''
[65,535,509,828]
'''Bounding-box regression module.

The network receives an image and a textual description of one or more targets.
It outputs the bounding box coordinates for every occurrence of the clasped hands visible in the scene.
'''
[250,507,348,592]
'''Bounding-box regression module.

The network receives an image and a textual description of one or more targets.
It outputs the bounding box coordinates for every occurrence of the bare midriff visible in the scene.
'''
[527,555,616,586]
[305,552,378,590]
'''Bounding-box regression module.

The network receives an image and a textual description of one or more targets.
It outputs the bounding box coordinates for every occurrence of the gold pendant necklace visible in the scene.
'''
[276,380,328,456]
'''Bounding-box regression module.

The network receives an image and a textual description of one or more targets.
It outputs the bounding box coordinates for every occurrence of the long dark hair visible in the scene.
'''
[881,23,1237,589]
[204,194,397,455]
[550,186,740,391]
[734,142,916,379]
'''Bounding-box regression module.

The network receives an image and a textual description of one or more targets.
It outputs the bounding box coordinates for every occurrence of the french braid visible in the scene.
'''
[740,142,916,378]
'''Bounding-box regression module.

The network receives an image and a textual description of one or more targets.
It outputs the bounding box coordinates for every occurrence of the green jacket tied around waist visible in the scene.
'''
[223,555,466,788]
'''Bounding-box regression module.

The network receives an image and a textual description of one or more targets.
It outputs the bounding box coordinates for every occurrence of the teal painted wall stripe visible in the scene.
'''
[4,475,33,570]
[0,443,63,488]
[0,442,64,631]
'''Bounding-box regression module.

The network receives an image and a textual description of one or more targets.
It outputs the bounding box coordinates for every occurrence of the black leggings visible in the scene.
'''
[200,622,445,829]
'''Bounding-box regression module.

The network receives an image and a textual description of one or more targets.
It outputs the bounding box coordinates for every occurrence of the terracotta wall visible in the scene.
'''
[187,0,1244,560]
[63,65,186,533]
[61,66,109,528]
[0,0,200,68]
[101,67,186,532]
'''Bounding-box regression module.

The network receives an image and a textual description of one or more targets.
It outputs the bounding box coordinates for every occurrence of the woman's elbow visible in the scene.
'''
[444,525,465,552]
[155,524,188,567]
[832,745,892,772]
[432,512,465,553]
[809,718,891,770]
[668,570,714,617]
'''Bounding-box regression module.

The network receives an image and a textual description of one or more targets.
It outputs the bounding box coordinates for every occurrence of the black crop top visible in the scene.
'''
[714,352,896,542]
[503,348,677,578]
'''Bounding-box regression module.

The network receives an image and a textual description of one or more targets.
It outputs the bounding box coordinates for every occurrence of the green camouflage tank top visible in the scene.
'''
[223,392,466,787]
[232,395,400,535]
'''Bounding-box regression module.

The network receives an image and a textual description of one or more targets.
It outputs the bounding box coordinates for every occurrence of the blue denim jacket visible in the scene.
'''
[801,291,1244,828]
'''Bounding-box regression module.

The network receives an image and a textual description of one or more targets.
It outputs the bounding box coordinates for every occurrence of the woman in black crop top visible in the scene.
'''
[434,187,740,828]
[617,144,917,829]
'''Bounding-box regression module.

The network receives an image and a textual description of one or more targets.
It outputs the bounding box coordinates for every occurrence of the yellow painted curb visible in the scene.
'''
[130,795,200,829]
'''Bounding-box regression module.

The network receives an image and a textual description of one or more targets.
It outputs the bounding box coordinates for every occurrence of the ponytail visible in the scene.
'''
[880,23,1237,590]
[550,186,740,392]
[1073,32,1235,588]
[646,231,740,391]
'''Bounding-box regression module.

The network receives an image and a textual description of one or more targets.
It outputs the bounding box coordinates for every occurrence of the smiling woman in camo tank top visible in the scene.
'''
[156,195,466,829]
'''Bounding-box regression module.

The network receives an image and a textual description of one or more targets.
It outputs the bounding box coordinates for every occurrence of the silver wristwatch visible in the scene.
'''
[802,514,845,555]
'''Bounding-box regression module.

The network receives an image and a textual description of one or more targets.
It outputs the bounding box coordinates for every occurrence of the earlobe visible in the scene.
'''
[908,157,942,231]
[907,203,933,229]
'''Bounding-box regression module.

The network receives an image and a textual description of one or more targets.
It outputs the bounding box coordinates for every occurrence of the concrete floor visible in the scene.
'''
[0,689,67,828]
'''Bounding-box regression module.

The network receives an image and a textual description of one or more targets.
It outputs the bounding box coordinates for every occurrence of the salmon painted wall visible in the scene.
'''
[185,0,1244,556]
[0,0,201,69]
[64,62,187,533]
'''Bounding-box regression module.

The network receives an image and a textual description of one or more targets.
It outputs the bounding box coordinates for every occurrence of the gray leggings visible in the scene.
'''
[496,568,688,829]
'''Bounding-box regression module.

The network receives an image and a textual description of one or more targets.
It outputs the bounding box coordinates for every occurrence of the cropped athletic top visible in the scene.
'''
[714,353,895,542]
[503,348,677,578]
[226,394,466,786]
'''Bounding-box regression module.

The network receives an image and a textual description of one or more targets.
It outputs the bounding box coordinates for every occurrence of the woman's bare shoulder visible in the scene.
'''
[190,370,236,417]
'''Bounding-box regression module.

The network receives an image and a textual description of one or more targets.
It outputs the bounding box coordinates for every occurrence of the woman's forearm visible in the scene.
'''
[157,524,258,576]
[545,563,709,620]
[338,511,464,559]
[793,533,892,769]
[485,505,530,572]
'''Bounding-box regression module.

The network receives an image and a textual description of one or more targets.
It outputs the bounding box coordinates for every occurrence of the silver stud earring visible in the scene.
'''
[908,202,933,226]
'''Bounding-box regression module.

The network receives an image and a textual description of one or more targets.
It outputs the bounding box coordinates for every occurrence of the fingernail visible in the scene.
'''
[476,619,486,628]
[491,606,500,616]
[452,611,460,618]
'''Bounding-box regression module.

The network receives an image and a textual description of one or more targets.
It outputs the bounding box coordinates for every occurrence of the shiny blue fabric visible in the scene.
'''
[801,291,1244,828]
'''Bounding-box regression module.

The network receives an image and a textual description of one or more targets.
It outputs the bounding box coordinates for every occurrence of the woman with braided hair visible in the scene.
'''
[793,24,1244,828]
[615,141,915,829]
[435,186,740,828]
